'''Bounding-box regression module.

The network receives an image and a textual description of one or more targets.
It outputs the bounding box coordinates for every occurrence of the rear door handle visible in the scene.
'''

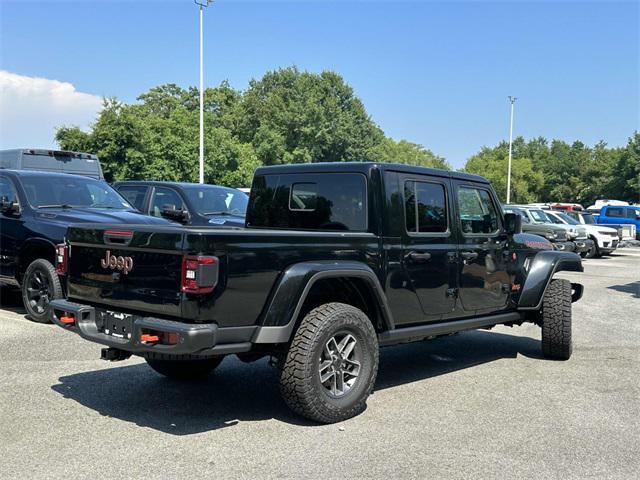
[405,252,432,263]
[460,251,479,261]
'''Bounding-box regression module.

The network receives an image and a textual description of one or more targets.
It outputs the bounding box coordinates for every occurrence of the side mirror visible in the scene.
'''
[0,196,20,215]
[161,206,190,223]
[504,213,522,235]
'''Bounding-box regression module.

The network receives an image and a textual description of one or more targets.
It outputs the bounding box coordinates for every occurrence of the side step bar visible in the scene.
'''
[378,312,524,347]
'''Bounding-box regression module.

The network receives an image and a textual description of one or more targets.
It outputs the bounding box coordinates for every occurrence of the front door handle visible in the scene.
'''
[460,251,479,261]
[405,251,432,263]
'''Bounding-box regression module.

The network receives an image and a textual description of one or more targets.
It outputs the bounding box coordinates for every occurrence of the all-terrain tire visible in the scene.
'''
[279,302,379,424]
[21,258,63,324]
[541,279,572,360]
[145,355,224,380]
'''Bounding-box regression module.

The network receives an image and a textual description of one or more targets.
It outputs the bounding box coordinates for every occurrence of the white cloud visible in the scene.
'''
[0,70,103,150]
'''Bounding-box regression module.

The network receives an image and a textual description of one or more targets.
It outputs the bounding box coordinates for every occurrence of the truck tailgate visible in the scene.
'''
[66,226,185,317]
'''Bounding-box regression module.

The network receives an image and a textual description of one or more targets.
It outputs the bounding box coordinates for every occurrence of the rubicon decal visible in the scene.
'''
[101,250,134,275]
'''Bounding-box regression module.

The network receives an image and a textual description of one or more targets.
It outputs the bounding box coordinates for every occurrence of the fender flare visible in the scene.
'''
[252,260,394,344]
[517,250,583,310]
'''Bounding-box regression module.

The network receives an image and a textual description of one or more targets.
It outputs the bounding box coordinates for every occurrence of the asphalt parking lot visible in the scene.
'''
[1,249,639,480]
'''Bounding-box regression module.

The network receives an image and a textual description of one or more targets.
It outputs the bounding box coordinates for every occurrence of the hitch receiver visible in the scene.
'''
[101,348,132,362]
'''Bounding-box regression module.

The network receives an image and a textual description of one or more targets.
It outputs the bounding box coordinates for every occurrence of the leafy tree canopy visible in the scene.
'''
[57,67,447,187]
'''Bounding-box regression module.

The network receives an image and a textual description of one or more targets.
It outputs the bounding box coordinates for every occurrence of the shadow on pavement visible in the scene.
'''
[0,286,28,317]
[51,329,543,434]
[607,281,640,298]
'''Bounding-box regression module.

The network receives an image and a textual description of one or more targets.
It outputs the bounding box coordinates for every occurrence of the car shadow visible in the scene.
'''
[607,281,640,298]
[51,330,543,434]
[0,286,28,317]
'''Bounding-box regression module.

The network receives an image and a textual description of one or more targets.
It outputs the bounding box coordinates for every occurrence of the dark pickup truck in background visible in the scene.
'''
[0,170,172,322]
[51,163,584,423]
[113,181,248,228]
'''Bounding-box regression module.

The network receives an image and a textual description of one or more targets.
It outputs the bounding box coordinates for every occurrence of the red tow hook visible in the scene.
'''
[140,334,160,343]
[60,314,75,325]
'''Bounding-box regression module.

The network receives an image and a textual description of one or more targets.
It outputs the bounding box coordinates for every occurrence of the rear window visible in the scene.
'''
[247,173,367,231]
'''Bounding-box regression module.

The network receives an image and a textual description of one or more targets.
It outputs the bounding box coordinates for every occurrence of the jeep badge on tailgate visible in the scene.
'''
[100,250,133,275]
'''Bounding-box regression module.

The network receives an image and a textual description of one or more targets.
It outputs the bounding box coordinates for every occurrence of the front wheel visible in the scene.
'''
[145,355,224,380]
[21,258,63,323]
[279,302,379,424]
[541,279,573,360]
[583,241,599,258]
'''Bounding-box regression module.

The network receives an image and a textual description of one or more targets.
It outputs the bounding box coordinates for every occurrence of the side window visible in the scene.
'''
[457,187,499,234]
[607,208,623,218]
[626,209,640,219]
[0,177,19,204]
[404,180,447,233]
[150,188,184,217]
[247,173,367,231]
[117,186,148,211]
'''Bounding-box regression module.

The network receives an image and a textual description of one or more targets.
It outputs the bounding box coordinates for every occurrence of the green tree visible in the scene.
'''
[238,67,385,164]
[462,138,543,203]
[367,138,450,169]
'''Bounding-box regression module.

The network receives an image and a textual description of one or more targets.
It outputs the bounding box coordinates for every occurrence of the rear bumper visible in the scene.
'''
[553,241,576,252]
[49,299,252,357]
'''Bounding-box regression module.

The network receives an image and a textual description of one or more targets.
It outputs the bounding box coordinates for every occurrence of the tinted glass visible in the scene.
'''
[150,188,184,217]
[529,209,549,223]
[545,213,564,224]
[404,181,447,233]
[0,177,19,203]
[581,214,596,224]
[556,212,580,225]
[116,185,148,210]
[248,173,367,231]
[20,175,132,209]
[458,187,499,234]
[607,208,623,217]
[183,185,248,216]
[290,183,318,211]
[626,209,640,219]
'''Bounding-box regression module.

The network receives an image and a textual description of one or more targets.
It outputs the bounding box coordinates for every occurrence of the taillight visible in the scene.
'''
[55,244,69,275]
[181,255,218,294]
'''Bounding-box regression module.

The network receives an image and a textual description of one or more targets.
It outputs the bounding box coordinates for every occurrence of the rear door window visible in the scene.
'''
[607,208,624,217]
[0,176,19,205]
[248,173,367,231]
[404,181,448,233]
[117,185,149,211]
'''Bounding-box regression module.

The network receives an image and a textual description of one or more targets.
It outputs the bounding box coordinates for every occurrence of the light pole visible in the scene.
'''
[506,96,517,204]
[195,0,213,184]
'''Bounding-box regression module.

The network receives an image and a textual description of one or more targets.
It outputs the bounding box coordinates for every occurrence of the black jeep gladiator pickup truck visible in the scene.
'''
[51,163,584,423]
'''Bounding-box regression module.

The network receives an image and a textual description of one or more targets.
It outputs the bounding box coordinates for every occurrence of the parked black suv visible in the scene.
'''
[0,170,172,322]
[113,181,248,227]
[51,163,584,423]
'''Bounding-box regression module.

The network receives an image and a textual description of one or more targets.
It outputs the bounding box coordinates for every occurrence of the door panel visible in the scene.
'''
[398,175,458,321]
[0,176,22,280]
[454,182,510,312]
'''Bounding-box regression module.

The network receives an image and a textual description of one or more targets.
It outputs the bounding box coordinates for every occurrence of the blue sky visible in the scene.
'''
[1,0,638,168]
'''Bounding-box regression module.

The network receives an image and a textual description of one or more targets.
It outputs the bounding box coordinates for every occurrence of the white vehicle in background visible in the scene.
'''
[586,199,629,214]
[552,210,620,258]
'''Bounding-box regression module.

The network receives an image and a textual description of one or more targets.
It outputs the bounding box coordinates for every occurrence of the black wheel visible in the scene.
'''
[21,258,62,323]
[541,279,572,360]
[583,239,599,258]
[145,355,224,380]
[279,302,379,424]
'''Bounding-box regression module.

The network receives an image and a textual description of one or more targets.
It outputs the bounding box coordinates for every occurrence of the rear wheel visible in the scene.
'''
[541,279,572,360]
[21,258,62,323]
[279,302,379,424]
[145,355,224,380]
